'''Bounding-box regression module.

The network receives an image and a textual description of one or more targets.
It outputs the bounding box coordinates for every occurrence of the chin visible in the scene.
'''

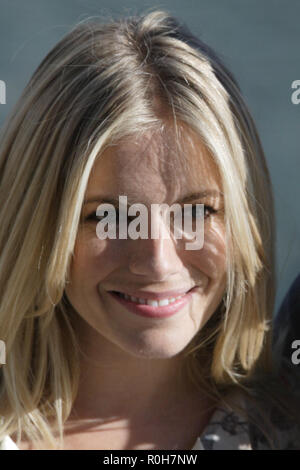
[116,330,193,359]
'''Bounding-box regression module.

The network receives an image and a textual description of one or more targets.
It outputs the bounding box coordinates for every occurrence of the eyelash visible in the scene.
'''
[84,205,218,223]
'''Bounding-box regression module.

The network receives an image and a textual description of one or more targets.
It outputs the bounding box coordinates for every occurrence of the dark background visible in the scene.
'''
[0,0,299,313]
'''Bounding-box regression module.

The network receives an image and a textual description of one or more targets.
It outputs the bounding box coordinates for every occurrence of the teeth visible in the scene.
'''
[148,300,159,307]
[118,292,183,306]
[158,298,170,306]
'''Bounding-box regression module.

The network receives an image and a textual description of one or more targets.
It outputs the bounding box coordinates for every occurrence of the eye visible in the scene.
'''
[188,204,217,219]
[204,204,217,219]
[84,209,117,223]
[84,205,218,223]
[84,209,136,224]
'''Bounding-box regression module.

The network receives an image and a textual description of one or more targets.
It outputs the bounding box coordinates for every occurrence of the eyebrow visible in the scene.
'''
[180,190,223,203]
[84,190,223,206]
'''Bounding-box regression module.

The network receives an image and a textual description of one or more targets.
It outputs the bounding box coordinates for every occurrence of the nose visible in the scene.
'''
[127,214,184,280]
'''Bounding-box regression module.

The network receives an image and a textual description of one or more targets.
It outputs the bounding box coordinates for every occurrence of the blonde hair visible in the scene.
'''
[0,10,278,448]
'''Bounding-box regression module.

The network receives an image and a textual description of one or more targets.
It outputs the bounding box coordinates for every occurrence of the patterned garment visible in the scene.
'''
[192,403,252,450]
[194,395,300,450]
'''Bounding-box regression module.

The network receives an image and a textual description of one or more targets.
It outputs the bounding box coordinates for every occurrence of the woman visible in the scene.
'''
[0,10,298,450]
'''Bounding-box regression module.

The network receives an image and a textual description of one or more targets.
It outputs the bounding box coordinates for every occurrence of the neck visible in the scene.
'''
[66,313,200,428]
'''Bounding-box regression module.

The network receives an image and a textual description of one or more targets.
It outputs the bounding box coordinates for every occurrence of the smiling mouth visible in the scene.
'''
[107,288,196,319]
[110,291,188,307]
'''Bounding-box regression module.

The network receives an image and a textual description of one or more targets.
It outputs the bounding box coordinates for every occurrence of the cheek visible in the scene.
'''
[69,234,125,285]
[186,222,226,281]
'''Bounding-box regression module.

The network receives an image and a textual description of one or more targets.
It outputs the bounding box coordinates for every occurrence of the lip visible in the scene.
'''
[107,287,197,319]
[107,287,195,301]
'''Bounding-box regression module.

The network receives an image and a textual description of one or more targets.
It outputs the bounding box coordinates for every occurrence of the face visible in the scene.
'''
[65,123,227,359]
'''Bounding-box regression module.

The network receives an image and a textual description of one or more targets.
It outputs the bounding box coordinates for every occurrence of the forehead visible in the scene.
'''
[87,124,222,204]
